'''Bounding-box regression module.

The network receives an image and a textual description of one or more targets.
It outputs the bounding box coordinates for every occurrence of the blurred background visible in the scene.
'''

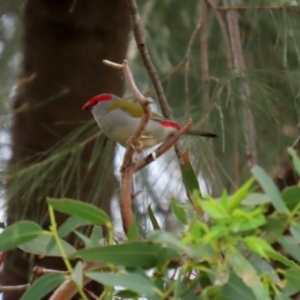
[0,0,299,297]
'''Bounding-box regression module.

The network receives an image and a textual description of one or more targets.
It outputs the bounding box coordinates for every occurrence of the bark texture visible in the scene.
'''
[1,0,130,298]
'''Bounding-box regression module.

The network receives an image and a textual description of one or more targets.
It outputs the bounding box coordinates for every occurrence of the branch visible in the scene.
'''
[200,0,210,107]
[103,59,152,234]
[134,119,193,172]
[206,0,233,69]
[184,22,201,109]
[125,0,184,164]
[224,0,257,167]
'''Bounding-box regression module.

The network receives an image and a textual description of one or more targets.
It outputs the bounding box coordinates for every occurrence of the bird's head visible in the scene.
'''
[82,93,118,111]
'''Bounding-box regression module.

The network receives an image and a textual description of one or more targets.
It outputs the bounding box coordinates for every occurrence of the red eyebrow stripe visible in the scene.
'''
[94,94,112,101]
[159,120,181,130]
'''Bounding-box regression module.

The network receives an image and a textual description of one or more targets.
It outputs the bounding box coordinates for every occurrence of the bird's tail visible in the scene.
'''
[186,130,217,138]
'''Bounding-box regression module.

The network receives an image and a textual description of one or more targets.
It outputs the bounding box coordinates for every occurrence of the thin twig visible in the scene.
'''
[208,3,300,13]
[224,0,257,167]
[206,0,233,69]
[184,22,201,109]
[125,0,184,165]
[200,0,210,107]
[125,0,170,117]
[134,119,193,172]
[103,59,152,233]
[0,284,29,293]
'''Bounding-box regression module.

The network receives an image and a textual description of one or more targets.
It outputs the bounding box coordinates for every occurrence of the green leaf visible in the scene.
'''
[232,214,266,233]
[0,221,43,252]
[71,261,83,287]
[171,197,187,224]
[227,177,255,212]
[290,222,300,243]
[251,165,288,213]
[127,218,139,241]
[21,273,65,300]
[19,234,76,256]
[115,290,139,298]
[242,193,271,206]
[278,236,300,264]
[274,292,293,300]
[147,230,196,258]
[244,236,274,259]
[58,216,91,238]
[282,186,300,210]
[147,204,161,230]
[47,198,110,225]
[285,268,300,291]
[249,253,281,286]
[89,226,103,247]
[229,251,270,300]
[287,147,300,176]
[71,242,165,268]
[200,199,229,220]
[267,250,300,269]
[180,148,200,194]
[85,272,157,298]
[222,274,256,300]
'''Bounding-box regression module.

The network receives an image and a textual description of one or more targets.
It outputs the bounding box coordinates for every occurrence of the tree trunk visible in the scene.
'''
[0,0,130,298]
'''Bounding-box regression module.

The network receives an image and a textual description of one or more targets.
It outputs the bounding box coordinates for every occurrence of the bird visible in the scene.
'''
[82,93,217,150]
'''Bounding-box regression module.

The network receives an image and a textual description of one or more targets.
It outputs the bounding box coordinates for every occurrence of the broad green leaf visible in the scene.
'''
[244,236,274,259]
[0,221,43,251]
[251,166,288,213]
[274,293,293,300]
[282,187,300,210]
[89,226,102,247]
[290,222,300,243]
[249,253,281,286]
[58,216,91,238]
[74,230,91,248]
[71,261,83,287]
[222,274,256,300]
[21,273,65,300]
[71,242,164,268]
[147,204,161,230]
[267,250,300,269]
[85,272,157,298]
[278,236,300,264]
[227,177,255,212]
[285,268,300,291]
[19,234,76,256]
[115,290,139,298]
[171,196,187,224]
[46,215,89,254]
[232,214,266,233]
[242,193,271,206]
[200,199,229,220]
[229,251,270,300]
[156,246,181,267]
[147,230,197,258]
[287,147,300,176]
[47,198,110,225]
[180,148,200,194]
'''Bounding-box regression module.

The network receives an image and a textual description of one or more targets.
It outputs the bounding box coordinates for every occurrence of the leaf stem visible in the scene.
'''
[48,205,88,300]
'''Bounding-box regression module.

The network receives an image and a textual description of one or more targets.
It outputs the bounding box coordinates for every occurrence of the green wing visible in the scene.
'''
[107,99,164,119]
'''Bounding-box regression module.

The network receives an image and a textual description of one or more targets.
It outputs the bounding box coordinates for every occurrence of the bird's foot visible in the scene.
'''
[151,151,157,161]
[128,138,143,153]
